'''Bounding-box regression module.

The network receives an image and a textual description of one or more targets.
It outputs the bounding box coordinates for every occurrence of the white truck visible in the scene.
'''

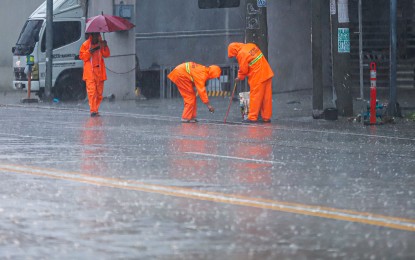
[12,0,86,100]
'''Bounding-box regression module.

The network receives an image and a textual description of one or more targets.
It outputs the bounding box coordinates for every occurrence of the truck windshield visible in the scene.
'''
[14,20,43,55]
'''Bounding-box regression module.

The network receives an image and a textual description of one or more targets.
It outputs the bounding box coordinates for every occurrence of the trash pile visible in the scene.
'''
[349,100,399,125]
[239,91,250,120]
[362,100,386,125]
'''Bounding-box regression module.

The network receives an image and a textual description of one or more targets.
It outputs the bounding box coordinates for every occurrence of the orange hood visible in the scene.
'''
[208,65,221,79]
[228,42,244,58]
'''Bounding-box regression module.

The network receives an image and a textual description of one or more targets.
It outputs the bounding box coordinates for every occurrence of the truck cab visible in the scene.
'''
[12,0,86,100]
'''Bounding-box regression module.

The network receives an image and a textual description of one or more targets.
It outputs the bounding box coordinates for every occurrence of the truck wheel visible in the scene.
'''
[54,72,86,101]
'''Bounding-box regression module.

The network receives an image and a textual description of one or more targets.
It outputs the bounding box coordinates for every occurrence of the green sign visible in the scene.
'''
[338,28,350,53]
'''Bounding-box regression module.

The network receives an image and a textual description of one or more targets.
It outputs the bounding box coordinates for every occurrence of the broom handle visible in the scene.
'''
[224,82,237,123]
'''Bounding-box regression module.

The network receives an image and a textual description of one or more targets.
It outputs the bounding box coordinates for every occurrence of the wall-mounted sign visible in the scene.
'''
[330,0,336,15]
[338,0,349,23]
[257,0,266,8]
[338,28,350,53]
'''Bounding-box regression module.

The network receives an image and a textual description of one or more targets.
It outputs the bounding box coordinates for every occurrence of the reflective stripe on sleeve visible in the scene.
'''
[249,53,263,66]
[185,62,194,82]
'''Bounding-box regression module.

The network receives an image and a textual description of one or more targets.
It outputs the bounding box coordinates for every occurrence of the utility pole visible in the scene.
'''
[81,0,89,17]
[245,0,268,58]
[330,0,353,116]
[389,0,397,116]
[358,0,364,100]
[45,0,53,99]
[312,0,324,114]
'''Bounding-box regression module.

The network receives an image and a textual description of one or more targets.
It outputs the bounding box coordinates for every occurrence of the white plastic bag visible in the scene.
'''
[239,91,250,120]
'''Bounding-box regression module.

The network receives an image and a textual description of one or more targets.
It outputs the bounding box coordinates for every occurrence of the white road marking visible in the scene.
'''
[186,152,286,165]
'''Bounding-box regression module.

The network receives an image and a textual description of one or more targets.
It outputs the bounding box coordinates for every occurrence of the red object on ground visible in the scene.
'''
[370,62,377,125]
[86,14,135,33]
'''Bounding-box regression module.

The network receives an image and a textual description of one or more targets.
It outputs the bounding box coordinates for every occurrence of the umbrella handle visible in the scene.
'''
[100,12,105,41]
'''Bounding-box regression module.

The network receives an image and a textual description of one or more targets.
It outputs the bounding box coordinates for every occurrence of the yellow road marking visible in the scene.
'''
[1,163,414,232]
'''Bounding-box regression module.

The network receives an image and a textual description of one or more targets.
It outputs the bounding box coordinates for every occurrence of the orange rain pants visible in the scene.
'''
[168,62,221,120]
[85,73,105,114]
[228,42,274,121]
[79,35,110,113]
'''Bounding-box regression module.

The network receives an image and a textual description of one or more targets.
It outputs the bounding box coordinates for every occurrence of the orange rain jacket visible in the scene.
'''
[228,42,274,86]
[228,42,274,121]
[79,35,110,81]
[168,62,221,120]
[168,62,221,104]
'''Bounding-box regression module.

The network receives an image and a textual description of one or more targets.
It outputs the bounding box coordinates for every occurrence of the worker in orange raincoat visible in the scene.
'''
[168,62,221,123]
[79,33,110,117]
[228,42,274,123]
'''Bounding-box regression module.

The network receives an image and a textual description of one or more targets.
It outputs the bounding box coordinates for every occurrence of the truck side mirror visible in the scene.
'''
[12,47,16,54]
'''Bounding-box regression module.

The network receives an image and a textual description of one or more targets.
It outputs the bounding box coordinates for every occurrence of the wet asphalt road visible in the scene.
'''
[0,93,414,259]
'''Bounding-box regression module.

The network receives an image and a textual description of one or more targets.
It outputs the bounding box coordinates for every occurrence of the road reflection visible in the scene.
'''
[80,117,106,174]
[168,124,275,191]
[168,123,219,183]
[167,124,277,246]
[227,126,274,189]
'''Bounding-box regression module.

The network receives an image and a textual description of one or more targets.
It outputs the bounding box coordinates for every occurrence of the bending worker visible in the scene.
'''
[228,42,274,123]
[79,33,110,117]
[168,62,221,123]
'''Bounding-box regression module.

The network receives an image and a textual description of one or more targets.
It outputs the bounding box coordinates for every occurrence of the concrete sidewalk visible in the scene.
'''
[0,89,320,122]
[1,88,414,125]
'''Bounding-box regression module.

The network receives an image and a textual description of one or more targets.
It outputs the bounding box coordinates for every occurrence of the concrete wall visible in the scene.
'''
[135,0,244,69]
[134,0,313,94]
[89,0,136,100]
[268,0,312,92]
[0,0,45,91]
[1,0,312,96]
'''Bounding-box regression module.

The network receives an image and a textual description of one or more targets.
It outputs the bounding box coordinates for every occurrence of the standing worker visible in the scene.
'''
[168,62,221,123]
[79,33,110,117]
[228,42,274,123]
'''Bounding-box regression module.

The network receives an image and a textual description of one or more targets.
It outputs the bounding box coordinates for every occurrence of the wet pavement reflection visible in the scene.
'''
[81,117,107,174]
[168,123,219,183]
[229,127,274,188]
[0,100,414,259]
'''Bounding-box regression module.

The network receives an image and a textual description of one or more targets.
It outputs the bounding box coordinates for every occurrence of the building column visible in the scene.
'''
[312,0,324,113]
[330,0,353,116]
[245,0,268,59]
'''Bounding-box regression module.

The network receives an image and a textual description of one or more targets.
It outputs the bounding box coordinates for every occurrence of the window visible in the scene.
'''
[198,0,240,9]
[41,21,81,52]
[13,19,43,55]
[16,20,43,47]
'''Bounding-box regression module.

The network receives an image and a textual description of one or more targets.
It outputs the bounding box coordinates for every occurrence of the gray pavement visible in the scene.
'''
[0,89,414,259]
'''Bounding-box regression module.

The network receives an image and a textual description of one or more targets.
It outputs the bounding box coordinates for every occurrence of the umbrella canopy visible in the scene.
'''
[86,14,135,33]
